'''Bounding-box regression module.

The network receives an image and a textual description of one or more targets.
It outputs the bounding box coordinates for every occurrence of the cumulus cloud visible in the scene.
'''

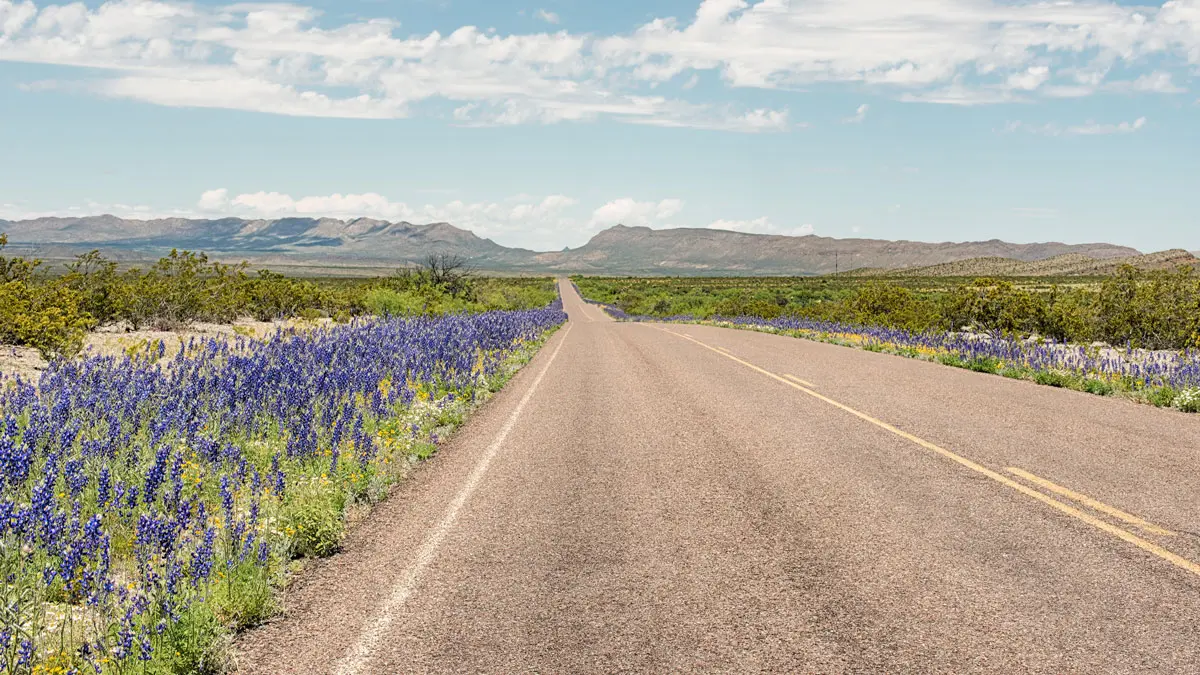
[197,188,228,210]
[707,218,814,237]
[534,9,560,25]
[1,0,1198,128]
[590,198,684,227]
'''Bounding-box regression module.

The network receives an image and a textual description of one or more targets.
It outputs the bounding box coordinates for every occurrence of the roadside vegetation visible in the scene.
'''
[1,235,556,360]
[0,289,567,673]
[574,270,1200,413]
[1,235,568,673]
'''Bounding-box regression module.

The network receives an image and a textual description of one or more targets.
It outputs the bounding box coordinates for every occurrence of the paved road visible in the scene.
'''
[237,279,1200,673]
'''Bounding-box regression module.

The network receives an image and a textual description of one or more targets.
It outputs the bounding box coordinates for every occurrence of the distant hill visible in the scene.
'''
[0,215,1143,276]
[535,225,1139,275]
[0,215,538,270]
[846,249,1199,278]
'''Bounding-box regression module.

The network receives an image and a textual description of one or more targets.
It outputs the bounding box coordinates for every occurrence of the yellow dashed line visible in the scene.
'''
[654,325,1200,579]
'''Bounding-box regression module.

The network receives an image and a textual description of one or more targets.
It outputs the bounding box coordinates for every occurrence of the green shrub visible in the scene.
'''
[965,356,1001,374]
[1,281,95,359]
[1095,266,1200,349]
[937,354,966,368]
[282,480,346,558]
[1033,370,1075,388]
[1082,378,1115,396]
[1142,386,1178,407]
[212,560,276,630]
[943,278,1046,335]
[999,366,1028,380]
[155,604,228,675]
[1174,388,1200,413]
[62,250,128,324]
[847,282,939,331]
[712,291,783,319]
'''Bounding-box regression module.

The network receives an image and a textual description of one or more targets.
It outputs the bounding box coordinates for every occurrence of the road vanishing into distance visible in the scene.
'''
[237,279,1200,673]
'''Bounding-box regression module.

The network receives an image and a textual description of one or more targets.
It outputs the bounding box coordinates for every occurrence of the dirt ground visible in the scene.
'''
[0,318,332,383]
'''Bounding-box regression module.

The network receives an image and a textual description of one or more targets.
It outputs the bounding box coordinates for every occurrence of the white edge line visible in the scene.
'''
[333,323,573,675]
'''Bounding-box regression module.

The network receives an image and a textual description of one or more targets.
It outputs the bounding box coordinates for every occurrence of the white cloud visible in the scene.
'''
[707,217,814,237]
[1,0,1197,130]
[96,76,407,119]
[1003,117,1148,136]
[1006,66,1051,92]
[1106,72,1187,94]
[0,0,791,130]
[630,105,792,132]
[595,0,1200,98]
[590,198,684,227]
[197,188,228,211]
[842,103,868,124]
[1066,116,1147,135]
[534,9,560,25]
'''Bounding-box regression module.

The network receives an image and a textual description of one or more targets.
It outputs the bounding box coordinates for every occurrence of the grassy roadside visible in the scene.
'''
[0,312,565,675]
[211,323,565,672]
[578,293,1200,414]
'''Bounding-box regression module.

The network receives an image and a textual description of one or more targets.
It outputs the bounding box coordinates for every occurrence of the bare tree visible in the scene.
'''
[407,252,476,297]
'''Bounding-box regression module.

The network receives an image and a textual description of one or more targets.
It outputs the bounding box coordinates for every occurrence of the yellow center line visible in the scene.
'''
[652,325,1200,579]
[783,374,817,388]
[1006,467,1176,537]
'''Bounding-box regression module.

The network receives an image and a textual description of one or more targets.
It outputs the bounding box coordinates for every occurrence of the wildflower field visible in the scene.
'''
[574,278,1200,412]
[0,300,566,673]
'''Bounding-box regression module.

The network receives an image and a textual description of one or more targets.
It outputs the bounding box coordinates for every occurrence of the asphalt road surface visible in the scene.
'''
[236,279,1200,673]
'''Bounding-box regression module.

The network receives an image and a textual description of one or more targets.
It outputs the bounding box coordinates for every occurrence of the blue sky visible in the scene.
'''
[0,0,1197,252]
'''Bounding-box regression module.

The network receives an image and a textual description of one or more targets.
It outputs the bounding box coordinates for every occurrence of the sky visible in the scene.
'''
[0,0,1198,253]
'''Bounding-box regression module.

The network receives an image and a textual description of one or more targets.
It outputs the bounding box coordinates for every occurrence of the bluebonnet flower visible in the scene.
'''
[0,300,567,670]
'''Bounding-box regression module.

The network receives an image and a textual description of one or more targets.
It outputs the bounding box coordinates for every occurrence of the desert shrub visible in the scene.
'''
[1041,286,1096,343]
[942,278,1046,335]
[0,275,94,359]
[0,233,37,283]
[1094,266,1200,349]
[713,291,784,319]
[364,287,431,316]
[121,250,249,329]
[12,284,95,359]
[846,282,939,330]
[61,249,128,324]
[245,270,327,320]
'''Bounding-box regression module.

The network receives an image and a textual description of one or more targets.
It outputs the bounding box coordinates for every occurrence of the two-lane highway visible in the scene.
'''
[237,279,1200,673]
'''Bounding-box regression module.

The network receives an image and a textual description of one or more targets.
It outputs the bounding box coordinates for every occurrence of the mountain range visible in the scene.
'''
[0,215,1146,276]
